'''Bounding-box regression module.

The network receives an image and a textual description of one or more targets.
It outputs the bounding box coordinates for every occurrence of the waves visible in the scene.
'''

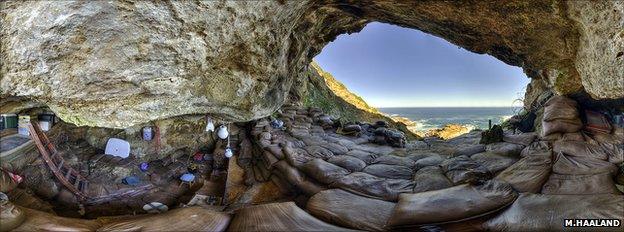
[382,107,519,133]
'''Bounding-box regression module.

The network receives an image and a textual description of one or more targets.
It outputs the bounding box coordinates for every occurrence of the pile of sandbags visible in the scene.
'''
[495,142,553,193]
[540,96,583,138]
[371,127,406,148]
[542,139,620,195]
[386,180,518,230]
[484,193,624,231]
[307,189,396,231]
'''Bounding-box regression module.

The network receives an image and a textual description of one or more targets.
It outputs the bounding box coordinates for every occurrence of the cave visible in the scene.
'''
[1,1,623,231]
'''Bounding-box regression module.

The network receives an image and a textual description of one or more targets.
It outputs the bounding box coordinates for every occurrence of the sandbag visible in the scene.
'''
[274,161,305,186]
[542,119,583,137]
[484,193,624,232]
[11,207,100,231]
[319,143,349,155]
[552,153,617,175]
[99,206,231,232]
[553,140,608,160]
[327,155,366,172]
[412,166,453,193]
[352,144,395,156]
[441,155,491,184]
[362,164,413,179]
[414,154,444,170]
[261,151,279,169]
[344,149,378,164]
[331,172,414,202]
[561,132,585,141]
[304,145,334,160]
[589,132,624,164]
[452,144,486,157]
[307,189,395,231]
[301,159,350,185]
[541,173,621,195]
[297,179,326,196]
[283,143,314,167]
[228,202,352,231]
[7,188,55,214]
[265,145,285,160]
[0,196,26,232]
[372,155,416,169]
[486,142,525,156]
[503,133,537,146]
[542,96,579,121]
[520,141,551,157]
[387,181,517,228]
[471,152,519,174]
[495,152,552,193]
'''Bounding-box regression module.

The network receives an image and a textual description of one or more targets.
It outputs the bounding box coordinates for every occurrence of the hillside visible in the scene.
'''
[288,61,419,139]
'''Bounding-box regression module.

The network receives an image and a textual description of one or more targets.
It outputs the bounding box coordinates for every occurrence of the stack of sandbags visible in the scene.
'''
[386,180,518,230]
[495,141,553,193]
[228,202,352,231]
[371,127,406,148]
[540,96,583,139]
[542,140,620,195]
[586,129,624,164]
[307,189,396,231]
[484,193,624,231]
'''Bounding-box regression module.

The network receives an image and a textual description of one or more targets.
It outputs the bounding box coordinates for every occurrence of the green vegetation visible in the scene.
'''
[297,61,419,139]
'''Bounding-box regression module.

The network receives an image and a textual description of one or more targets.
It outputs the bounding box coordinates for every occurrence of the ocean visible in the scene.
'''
[379,107,522,132]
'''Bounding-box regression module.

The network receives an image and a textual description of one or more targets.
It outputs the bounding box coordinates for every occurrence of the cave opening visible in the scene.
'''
[313,22,530,137]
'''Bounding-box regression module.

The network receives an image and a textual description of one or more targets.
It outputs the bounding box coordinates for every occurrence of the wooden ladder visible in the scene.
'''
[28,122,89,201]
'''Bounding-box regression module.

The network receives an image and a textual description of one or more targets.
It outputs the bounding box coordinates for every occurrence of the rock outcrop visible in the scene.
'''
[2,1,622,128]
[290,62,418,138]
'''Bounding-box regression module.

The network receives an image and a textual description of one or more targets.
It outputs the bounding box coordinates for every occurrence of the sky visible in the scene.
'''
[314,22,530,108]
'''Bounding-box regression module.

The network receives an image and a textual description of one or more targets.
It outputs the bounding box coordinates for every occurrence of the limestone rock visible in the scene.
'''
[1,1,622,128]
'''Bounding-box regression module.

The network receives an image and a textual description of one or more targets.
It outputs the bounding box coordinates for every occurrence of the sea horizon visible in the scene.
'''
[378,106,522,132]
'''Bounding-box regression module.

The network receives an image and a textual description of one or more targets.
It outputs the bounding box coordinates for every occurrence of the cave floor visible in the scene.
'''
[3,103,624,231]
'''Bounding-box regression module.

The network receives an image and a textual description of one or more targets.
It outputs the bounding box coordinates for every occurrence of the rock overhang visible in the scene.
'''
[1,0,621,128]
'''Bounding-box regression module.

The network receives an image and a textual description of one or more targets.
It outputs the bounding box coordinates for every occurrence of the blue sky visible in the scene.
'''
[314,22,530,107]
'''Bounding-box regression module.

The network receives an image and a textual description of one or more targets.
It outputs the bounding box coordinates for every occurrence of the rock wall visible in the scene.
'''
[1,1,622,128]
